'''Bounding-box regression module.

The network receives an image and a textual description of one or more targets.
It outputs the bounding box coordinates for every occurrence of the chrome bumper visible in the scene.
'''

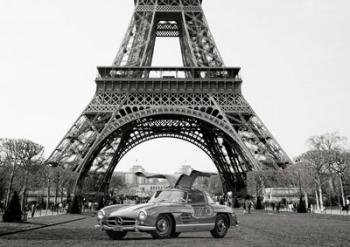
[95,224,156,232]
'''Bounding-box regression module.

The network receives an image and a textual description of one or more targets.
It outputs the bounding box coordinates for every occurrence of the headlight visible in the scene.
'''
[97,210,105,220]
[138,210,147,221]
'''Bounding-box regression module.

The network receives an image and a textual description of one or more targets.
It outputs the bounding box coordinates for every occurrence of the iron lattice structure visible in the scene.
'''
[48,0,292,202]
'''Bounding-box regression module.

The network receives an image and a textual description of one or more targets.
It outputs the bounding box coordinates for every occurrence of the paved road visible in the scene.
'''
[0,211,349,247]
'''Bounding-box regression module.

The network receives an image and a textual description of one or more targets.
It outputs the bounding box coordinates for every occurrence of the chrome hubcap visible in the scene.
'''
[157,219,169,233]
[217,219,226,233]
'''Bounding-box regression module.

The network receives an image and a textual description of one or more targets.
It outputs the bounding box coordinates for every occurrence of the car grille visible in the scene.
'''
[105,216,136,226]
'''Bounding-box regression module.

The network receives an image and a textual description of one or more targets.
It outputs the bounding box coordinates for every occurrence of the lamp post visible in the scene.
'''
[298,170,302,198]
[297,167,307,213]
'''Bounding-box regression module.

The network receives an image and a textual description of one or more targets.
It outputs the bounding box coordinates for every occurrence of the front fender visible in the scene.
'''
[141,203,192,226]
[211,204,234,214]
[211,204,238,227]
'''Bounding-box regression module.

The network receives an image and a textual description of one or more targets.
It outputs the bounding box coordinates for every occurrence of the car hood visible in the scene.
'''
[108,203,155,218]
[107,202,185,218]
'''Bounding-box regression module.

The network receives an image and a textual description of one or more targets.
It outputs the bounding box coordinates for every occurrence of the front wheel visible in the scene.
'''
[105,230,127,240]
[210,214,229,238]
[150,214,173,239]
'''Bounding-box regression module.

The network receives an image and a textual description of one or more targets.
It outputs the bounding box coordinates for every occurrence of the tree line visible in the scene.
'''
[1,132,350,213]
[251,132,350,210]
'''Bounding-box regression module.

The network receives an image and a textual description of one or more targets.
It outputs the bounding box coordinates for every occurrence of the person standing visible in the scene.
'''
[31,203,36,218]
[245,199,253,214]
[219,196,225,205]
[243,199,247,214]
[0,201,4,213]
[276,202,280,213]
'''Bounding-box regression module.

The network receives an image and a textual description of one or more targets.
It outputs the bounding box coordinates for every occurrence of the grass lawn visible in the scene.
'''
[0,210,349,247]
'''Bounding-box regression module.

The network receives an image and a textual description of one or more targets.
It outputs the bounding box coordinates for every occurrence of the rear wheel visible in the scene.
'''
[210,214,229,238]
[105,230,127,240]
[150,214,173,239]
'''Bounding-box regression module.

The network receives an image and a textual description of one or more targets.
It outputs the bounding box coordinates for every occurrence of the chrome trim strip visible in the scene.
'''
[176,223,215,227]
[95,224,156,232]
[137,225,157,231]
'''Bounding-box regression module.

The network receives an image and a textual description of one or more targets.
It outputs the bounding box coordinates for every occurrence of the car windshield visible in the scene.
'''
[204,192,215,204]
[149,190,187,203]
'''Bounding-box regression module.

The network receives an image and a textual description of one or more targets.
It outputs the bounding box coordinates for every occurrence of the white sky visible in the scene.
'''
[1,0,350,174]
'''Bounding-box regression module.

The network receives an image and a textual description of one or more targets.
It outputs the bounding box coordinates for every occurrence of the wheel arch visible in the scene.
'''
[166,213,177,234]
[215,212,232,228]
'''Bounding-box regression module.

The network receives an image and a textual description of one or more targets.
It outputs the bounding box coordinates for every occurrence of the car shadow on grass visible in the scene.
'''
[123,236,217,241]
[120,231,238,241]
[2,228,237,242]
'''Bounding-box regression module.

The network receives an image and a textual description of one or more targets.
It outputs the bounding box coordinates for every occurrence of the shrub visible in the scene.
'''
[233,197,240,208]
[2,191,23,222]
[97,197,105,210]
[255,196,264,210]
[297,197,307,213]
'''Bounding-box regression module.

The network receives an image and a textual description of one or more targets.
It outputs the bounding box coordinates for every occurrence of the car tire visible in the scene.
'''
[210,214,229,238]
[170,232,181,238]
[150,214,173,239]
[105,230,127,240]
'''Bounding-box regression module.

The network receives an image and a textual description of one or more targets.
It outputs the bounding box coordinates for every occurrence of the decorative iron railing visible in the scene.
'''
[97,67,241,80]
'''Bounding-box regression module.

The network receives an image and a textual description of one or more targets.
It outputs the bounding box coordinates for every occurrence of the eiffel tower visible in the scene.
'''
[47,0,292,211]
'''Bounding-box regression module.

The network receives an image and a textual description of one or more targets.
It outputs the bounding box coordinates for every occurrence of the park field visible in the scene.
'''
[0,210,349,247]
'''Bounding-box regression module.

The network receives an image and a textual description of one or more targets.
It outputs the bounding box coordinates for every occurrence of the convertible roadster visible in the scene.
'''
[96,170,238,240]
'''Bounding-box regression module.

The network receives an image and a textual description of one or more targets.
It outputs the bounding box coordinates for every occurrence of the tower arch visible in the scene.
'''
[73,112,254,197]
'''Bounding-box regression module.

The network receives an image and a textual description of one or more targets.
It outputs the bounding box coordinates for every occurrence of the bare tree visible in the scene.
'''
[0,166,8,202]
[52,167,76,205]
[328,151,350,206]
[297,150,331,210]
[17,140,44,209]
[0,139,44,208]
[0,139,22,207]
[39,164,54,212]
[285,162,315,207]
[308,132,347,151]
[306,132,349,208]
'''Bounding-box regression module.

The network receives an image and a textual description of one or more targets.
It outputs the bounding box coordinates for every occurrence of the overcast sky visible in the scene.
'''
[1,0,349,174]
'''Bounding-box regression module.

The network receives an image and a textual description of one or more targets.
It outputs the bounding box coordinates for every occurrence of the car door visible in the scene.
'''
[186,190,215,231]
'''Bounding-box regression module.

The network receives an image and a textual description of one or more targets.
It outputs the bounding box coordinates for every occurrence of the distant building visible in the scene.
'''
[114,164,215,189]
[137,181,170,196]
[26,189,68,204]
[116,165,147,185]
[125,172,136,185]
[111,164,221,197]
[264,187,300,203]
[113,172,126,184]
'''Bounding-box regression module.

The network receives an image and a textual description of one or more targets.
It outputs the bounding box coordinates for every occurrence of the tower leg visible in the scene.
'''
[69,173,86,214]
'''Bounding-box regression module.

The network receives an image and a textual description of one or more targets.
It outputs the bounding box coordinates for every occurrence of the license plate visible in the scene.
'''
[115,226,123,232]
